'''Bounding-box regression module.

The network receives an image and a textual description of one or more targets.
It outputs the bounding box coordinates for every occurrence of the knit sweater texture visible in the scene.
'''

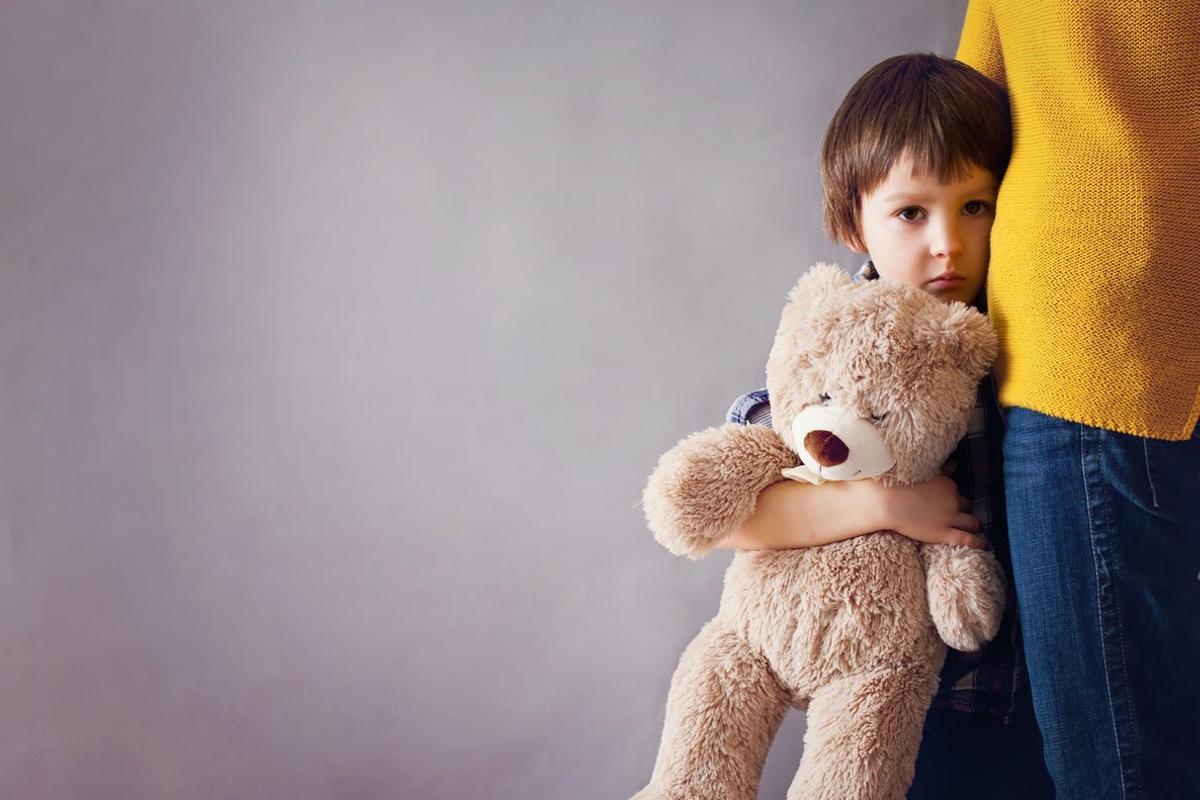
[957,0,1200,440]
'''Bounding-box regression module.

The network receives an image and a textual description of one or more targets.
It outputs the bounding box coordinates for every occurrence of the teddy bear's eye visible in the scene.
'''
[819,393,831,404]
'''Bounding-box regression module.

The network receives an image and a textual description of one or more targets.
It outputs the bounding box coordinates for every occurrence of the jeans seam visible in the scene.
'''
[1081,424,1143,799]
[1141,437,1161,509]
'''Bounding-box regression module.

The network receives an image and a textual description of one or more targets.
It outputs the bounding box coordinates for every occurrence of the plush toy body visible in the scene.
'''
[634,265,1007,800]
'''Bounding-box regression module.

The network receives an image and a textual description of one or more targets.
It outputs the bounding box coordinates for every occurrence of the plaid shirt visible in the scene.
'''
[725,262,1025,723]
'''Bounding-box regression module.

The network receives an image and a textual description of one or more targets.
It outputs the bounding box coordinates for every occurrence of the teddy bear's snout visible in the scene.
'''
[790,404,895,482]
[804,430,849,467]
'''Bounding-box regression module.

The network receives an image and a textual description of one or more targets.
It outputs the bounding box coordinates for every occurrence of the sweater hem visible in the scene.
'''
[996,386,1200,441]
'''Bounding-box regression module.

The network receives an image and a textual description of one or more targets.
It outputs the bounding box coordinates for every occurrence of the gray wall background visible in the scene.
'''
[0,2,967,798]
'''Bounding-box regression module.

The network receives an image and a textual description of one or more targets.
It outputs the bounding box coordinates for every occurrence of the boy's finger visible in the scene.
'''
[947,531,991,550]
[953,512,981,532]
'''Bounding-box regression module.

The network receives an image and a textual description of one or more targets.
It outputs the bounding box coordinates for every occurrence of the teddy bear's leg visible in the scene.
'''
[785,665,940,800]
[632,618,791,800]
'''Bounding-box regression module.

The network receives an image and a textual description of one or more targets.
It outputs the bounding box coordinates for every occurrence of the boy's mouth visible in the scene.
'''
[926,271,965,290]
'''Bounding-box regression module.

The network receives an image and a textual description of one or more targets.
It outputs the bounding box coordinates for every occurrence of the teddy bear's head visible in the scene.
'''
[765,264,997,487]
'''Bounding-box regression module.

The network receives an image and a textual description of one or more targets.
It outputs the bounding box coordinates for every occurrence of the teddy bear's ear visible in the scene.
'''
[932,302,999,379]
[789,262,853,298]
[781,263,853,319]
[769,263,850,385]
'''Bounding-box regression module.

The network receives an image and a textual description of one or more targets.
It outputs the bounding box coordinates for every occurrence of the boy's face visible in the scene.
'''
[848,152,997,306]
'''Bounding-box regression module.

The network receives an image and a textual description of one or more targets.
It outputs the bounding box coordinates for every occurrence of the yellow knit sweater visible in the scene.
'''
[957,0,1200,440]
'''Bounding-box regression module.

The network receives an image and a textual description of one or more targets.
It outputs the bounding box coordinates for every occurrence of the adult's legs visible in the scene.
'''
[1003,407,1200,799]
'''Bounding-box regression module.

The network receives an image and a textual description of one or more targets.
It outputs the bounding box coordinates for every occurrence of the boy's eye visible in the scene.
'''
[897,207,925,221]
[963,200,990,216]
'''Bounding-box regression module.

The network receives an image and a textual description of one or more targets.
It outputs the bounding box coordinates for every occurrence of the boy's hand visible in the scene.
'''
[876,473,991,550]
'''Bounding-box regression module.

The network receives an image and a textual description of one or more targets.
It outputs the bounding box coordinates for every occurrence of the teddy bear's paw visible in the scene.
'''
[642,423,795,559]
[923,545,1006,652]
[933,601,1002,652]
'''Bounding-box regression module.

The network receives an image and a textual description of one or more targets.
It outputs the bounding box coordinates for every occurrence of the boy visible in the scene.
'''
[717,54,1052,798]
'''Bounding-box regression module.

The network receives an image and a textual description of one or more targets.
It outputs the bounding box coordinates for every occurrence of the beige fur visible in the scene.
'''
[635,264,1006,800]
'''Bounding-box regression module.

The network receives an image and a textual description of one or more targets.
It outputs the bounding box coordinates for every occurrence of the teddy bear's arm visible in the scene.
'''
[642,423,798,560]
[920,544,1007,652]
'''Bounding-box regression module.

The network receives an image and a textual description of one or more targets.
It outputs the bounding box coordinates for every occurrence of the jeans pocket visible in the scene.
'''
[1141,425,1200,523]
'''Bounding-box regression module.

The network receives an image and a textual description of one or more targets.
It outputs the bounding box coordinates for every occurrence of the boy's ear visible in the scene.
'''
[838,212,867,253]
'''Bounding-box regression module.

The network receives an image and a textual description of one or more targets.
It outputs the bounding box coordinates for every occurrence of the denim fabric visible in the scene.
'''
[1002,406,1200,799]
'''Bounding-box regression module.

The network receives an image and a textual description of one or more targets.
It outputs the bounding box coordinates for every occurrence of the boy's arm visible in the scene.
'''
[716,479,885,550]
[716,472,990,551]
[716,389,989,551]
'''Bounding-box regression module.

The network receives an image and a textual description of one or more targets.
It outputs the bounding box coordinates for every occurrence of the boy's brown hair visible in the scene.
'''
[821,53,1012,250]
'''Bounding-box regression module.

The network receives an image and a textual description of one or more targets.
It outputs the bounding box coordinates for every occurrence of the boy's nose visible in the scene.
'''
[804,430,849,467]
[931,225,963,258]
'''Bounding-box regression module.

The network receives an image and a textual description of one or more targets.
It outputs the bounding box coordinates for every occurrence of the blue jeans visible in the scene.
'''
[1003,407,1200,799]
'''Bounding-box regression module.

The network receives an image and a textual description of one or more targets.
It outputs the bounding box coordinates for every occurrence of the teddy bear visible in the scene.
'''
[632,264,1007,800]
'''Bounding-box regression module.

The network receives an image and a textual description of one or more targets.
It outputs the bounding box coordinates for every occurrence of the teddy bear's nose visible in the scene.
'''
[804,430,849,467]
